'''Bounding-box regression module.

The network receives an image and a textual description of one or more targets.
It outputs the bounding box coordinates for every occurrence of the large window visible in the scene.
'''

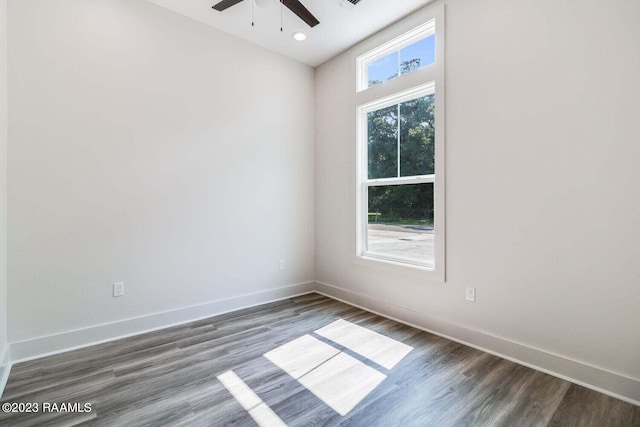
[360,86,436,269]
[355,8,445,278]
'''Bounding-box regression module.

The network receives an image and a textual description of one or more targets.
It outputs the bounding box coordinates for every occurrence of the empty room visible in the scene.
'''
[0,0,639,425]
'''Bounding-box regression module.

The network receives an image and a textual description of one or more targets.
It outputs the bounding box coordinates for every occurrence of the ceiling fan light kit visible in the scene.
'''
[292,31,307,41]
[212,0,320,31]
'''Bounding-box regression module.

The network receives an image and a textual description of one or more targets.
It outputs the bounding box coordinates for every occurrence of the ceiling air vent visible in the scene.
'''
[339,0,363,8]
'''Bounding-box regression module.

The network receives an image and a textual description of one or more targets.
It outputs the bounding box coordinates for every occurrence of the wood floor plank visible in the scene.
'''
[1,293,637,427]
[339,344,490,427]
[499,370,570,427]
[6,410,97,427]
[448,363,542,426]
[548,384,640,427]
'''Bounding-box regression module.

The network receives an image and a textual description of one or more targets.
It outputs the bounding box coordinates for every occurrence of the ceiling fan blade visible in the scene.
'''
[212,0,245,12]
[282,0,320,28]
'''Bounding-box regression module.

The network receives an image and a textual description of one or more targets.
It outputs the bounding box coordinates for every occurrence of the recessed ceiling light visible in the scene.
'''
[292,32,307,41]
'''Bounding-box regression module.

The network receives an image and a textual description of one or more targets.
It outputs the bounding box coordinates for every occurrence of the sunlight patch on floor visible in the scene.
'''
[263,334,339,380]
[217,370,287,427]
[263,319,413,416]
[315,319,413,370]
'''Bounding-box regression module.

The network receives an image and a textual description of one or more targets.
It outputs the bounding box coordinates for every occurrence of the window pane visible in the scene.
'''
[367,105,398,179]
[400,94,435,176]
[367,183,434,267]
[399,35,435,75]
[366,34,435,89]
[367,51,398,88]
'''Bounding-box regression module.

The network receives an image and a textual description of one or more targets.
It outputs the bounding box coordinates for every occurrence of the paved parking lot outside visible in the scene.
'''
[367,224,434,268]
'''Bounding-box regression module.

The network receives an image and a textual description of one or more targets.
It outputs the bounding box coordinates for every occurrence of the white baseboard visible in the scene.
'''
[314,280,640,406]
[0,344,10,400]
[10,281,315,363]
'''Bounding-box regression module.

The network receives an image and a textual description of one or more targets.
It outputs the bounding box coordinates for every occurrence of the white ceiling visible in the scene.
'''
[146,0,432,67]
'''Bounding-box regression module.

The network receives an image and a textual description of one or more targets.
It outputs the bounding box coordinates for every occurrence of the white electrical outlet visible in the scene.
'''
[466,287,476,302]
[279,259,286,270]
[113,282,125,297]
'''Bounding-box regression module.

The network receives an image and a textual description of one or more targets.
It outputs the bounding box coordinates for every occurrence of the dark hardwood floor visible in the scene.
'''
[0,293,638,426]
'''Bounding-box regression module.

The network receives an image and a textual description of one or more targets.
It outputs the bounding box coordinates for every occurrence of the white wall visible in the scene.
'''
[8,0,314,344]
[315,0,640,401]
[0,0,8,382]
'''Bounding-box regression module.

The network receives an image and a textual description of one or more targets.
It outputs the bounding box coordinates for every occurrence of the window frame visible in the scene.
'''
[352,4,446,281]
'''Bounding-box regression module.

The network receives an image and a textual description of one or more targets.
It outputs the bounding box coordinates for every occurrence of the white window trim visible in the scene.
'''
[351,4,446,282]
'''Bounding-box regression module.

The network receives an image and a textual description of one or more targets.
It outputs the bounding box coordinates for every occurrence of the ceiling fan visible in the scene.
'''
[212,0,320,28]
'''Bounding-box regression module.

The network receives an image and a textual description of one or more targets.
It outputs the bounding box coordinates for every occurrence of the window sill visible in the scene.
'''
[353,253,445,282]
